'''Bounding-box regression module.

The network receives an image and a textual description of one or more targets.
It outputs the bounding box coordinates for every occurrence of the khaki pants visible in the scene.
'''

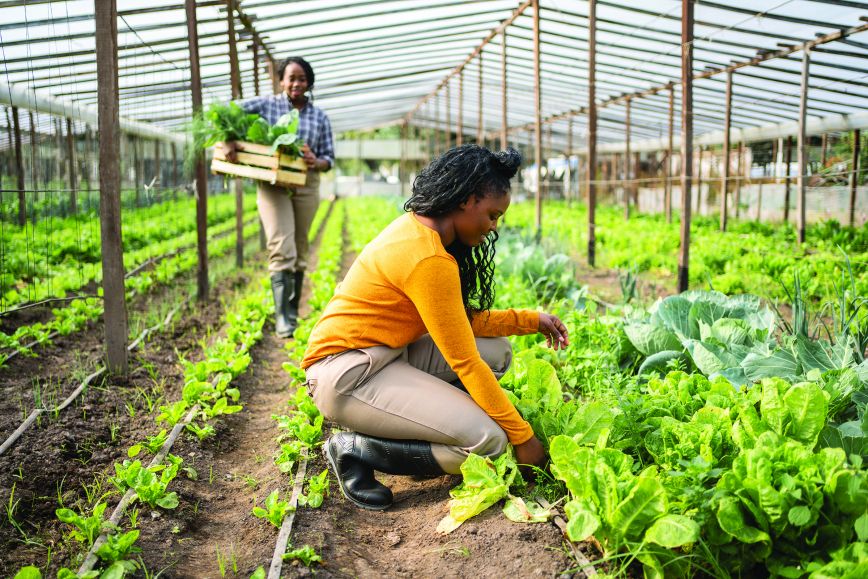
[257,171,320,273]
[305,335,512,474]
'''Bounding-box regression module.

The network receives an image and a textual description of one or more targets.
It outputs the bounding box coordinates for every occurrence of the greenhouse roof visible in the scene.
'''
[0,0,866,150]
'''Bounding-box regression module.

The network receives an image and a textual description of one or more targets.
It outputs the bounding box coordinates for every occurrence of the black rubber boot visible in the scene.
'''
[270,271,295,338]
[286,270,304,334]
[324,432,444,511]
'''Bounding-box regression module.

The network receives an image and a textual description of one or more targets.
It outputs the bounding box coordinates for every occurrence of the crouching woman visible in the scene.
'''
[300,145,569,510]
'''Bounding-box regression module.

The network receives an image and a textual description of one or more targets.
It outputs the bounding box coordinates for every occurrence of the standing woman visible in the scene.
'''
[301,145,569,511]
[224,57,335,337]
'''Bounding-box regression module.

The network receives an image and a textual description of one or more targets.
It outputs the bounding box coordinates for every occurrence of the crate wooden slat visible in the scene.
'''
[211,140,307,187]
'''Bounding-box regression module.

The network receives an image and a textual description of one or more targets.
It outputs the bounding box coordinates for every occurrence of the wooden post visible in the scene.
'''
[735,141,743,218]
[666,83,674,223]
[720,70,732,231]
[66,119,78,213]
[28,111,38,194]
[95,0,128,374]
[171,142,178,187]
[445,80,451,150]
[532,0,542,238]
[624,96,631,220]
[187,0,209,300]
[252,40,260,97]
[821,133,828,169]
[267,57,280,94]
[633,151,640,212]
[400,121,407,197]
[849,129,861,227]
[587,0,597,266]
[457,70,463,147]
[477,52,483,144]
[677,0,694,293]
[132,136,141,206]
[797,49,809,244]
[227,0,244,268]
[12,107,25,225]
[784,136,793,222]
[567,117,573,201]
[55,117,63,186]
[153,139,161,192]
[83,125,92,194]
[501,29,508,150]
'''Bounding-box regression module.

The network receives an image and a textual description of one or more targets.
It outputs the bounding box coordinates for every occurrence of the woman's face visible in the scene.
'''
[281,62,309,101]
[453,191,510,247]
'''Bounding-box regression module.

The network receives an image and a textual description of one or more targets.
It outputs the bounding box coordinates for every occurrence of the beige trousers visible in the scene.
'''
[257,171,321,273]
[305,335,512,474]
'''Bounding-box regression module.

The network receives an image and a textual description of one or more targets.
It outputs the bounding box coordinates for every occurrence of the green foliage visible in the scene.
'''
[282,544,322,566]
[298,470,329,509]
[56,502,108,547]
[252,489,293,528]
[110,459,180,510]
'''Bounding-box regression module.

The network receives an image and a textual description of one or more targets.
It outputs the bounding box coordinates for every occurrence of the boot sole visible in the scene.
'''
[324,441,392,511]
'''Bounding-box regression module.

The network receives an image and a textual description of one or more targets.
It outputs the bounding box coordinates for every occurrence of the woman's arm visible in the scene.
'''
[404,256,535,446]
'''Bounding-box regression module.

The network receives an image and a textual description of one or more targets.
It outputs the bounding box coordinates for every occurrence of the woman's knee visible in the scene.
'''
[478,337,513,378]
[465,422,508,459]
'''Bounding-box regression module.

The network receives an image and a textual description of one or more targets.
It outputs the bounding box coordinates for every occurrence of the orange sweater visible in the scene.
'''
[301,212,539,444]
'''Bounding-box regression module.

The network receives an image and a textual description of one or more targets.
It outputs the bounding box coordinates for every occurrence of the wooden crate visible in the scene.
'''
[211,141,308,187]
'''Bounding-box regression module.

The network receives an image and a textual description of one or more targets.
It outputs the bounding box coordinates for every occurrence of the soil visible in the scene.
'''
[0,240,259,576]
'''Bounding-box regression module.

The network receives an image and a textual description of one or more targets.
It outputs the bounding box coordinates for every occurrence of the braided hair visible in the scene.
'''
[404,144,522,316]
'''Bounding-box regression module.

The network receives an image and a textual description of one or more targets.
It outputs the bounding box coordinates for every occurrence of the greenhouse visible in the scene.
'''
[1,0,867,577]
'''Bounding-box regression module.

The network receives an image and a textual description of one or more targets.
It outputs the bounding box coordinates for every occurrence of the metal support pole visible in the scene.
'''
[666,83,674,223]
[457,70,463,147]
[83,125,92,195]
[849,129,861,227]
[533,0,542,238]
[187,0,209,300]
[66,117,77,213]
[434,93,441,156]
[132,136,140,206]
[721,70,732,231]
[95,0,128,374]
[13,106,25,225]
[227,0,244,268]
[677,0,694,293]
[477,53,483,144]
[797,49,810,244]
[624,96,631,220]
[585,0,597,267]
[501,30,507,150]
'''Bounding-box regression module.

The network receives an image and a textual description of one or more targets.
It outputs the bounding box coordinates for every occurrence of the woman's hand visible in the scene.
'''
[301,144,322,171]
[514,435,547,468]
[538,312,569,350]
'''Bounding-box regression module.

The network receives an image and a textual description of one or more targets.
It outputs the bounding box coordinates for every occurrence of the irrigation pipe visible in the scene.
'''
[268,450,310,579]
[536,496,597,577]
[78,401,202,575]
[0,298,188,456]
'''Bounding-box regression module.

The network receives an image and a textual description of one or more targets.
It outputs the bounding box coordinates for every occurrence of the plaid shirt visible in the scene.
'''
[240,93,335,169]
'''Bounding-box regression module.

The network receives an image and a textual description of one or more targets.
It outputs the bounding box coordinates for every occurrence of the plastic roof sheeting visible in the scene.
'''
[0,0,865,149]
